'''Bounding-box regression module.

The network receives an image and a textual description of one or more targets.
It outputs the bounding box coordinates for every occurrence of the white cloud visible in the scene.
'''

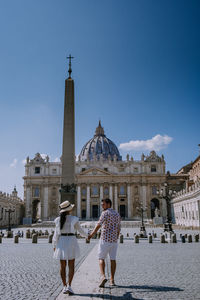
[22,159,26,165]
[54,157,60,162]
[41,153,48,159]
[119,134,173,152]
[10,158,18,168]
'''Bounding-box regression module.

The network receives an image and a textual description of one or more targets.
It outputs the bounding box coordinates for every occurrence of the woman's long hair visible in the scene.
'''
[60,211,69,230]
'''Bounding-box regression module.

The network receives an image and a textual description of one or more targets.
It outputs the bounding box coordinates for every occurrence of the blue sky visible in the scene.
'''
[0,0,199,198]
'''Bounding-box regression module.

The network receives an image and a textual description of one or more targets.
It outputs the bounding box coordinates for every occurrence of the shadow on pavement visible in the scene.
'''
[75,285,183,299]
[108,284,184,292]
[74,293,144,299]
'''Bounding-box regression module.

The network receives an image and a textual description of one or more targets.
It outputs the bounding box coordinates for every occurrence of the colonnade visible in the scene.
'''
[76,183,137,219]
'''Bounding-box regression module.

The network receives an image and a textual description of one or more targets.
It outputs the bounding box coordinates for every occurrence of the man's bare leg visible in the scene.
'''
[99,259,106,278]
[99,259,107,287]
[60,260,67,286]
[110,260,116,284]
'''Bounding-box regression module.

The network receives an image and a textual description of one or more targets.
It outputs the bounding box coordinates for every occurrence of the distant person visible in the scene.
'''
[53,200,88,295]
[88,198,121,287]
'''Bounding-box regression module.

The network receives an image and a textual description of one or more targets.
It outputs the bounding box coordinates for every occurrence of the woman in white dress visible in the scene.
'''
[53,200,88,295]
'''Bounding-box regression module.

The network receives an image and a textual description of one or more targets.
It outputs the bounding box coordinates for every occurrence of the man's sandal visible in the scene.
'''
[99,277,108,288]
[109,281,116,287]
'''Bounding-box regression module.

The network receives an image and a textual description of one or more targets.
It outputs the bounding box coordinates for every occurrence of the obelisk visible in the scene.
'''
[60,55,76,205]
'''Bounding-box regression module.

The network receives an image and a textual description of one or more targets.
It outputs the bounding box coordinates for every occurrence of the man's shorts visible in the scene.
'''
[98,240,118,260]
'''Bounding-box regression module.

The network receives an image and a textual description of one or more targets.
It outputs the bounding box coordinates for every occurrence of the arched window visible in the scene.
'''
[33,187,40,198]
[104,187,109,195]
[81,188,86,196]
[91,186,99,196]
[119,185,125,195]
[152,186,157,195]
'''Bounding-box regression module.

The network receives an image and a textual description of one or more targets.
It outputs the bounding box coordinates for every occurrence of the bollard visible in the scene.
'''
[32,234,38,244]
[26,230,30,239]
[14,235,19,244]
[148,235,153,243]
[127,233,129,237]
[48,234,53,243]
[181,235,185,243]
[195,233,199,242]
[180,233,182,238]
[153,233,157,238]
[86,238,90,244]
[134,235,139,243]
[160,234,165,243]
[0,235,2,243]
[120,234,124,243]
[171,234,177,243]
[184,233,188,239]
[188,234,192,243]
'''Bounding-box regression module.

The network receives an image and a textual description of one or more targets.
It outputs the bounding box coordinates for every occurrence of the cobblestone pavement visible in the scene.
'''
[0,227,200,300]
[104,239,200,300]
[0,238,95,300]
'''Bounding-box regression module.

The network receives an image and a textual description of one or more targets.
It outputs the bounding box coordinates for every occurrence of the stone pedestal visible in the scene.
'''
[139,225,147,238]
[7,231,13,238]
[153,217,163,225]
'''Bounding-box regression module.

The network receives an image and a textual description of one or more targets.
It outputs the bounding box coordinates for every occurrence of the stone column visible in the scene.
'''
[109,185,113,202]
[77,185,81,218]
[43,186,49,220]
[127,184,131,218]
[26,186,31,218]
[86,185,90,219]
[100,185,103,214]
[114,185,118,212]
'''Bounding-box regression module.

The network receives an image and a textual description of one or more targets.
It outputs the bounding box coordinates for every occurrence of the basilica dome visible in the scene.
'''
[79,121,122,162]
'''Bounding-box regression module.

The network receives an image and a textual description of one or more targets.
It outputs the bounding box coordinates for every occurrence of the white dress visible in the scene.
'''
[53,215,88,260]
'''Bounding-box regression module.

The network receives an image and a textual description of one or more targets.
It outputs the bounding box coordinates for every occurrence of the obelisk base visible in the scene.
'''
[60,184,76,216]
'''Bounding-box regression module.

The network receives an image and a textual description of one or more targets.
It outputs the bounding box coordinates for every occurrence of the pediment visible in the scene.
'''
[80,167,112,176]
[30,153,45,164]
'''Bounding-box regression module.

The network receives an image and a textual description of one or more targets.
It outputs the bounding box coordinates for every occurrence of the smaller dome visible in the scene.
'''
[79,121,122,162]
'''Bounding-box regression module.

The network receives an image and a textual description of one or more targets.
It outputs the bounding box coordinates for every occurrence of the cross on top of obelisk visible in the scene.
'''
[67,54,74,78]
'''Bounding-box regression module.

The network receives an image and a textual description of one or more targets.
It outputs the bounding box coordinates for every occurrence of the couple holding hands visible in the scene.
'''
[53,198,121,295]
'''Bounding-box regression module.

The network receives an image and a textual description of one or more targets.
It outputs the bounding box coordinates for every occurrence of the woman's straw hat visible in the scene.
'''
[59,200,74,213]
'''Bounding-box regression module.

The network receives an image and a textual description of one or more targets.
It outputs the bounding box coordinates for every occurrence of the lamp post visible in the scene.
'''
[157,183,174,232]
[137,205,147,238]
[5,208,15,232]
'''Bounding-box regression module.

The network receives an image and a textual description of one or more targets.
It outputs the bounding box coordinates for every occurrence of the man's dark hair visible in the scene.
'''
[102,198,112,207]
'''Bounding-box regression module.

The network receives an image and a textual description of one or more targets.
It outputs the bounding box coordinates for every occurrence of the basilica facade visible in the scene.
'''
[23,122,175,223]
[0,187,24,227]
